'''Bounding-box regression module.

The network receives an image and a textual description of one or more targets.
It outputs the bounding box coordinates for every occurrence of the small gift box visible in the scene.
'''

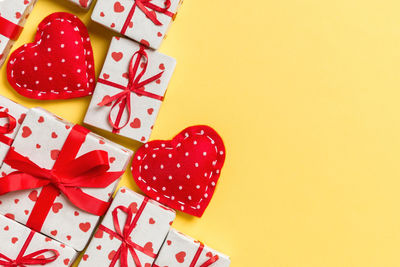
[66,0,94,9]
[0,108,133,251]
[92,0,183,50]
[0,95,27,164]
[84,37,176,143]
[0,0,37,67]
[80,187,176,266]
[0,214,77,266]
[154,229,231,267]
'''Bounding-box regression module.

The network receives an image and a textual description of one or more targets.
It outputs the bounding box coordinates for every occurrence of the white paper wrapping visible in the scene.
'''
[0,108,133,251]
[154,229,231,267]
[0,95,27,165]
[84,37,176,143]
[80,187,176,266]
[0,0,37,67]
[92,0,183,50]
[0,214,78,266]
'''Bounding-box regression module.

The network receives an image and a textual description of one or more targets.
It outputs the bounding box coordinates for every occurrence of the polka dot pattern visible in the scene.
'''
[6,12,95,100]
[131,125,226,217]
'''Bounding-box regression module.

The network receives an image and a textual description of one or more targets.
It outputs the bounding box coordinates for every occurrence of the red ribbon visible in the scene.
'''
[0,125,124,231]
[98,198,157,267]
[189,243,220,267]
[0,111,17,146]
[121,0,174,35]
[0,16,23,41]
[97,46,164,133]
[0,231,59,266]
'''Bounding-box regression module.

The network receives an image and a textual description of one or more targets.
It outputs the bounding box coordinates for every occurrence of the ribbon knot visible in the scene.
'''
[0,125,125,232]
[121,0,174,35]
[0,231,59,267]
[99,198,157,267]
[97,46,165,133]
[0,111,17,146]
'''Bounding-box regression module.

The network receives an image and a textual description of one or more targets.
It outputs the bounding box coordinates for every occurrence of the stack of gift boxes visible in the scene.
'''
[0,0,231,266]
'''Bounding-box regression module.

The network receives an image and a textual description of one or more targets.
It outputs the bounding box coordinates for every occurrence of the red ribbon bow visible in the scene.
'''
[99,198,157,267]
[0,125,124,231]
[97,46,164,133]
[0,231,59,267]
[0,16,23,41]
[0,111,17,146]
[121,0,174,35]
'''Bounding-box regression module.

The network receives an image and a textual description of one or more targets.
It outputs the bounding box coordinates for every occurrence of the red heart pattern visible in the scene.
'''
[7,12,96,100]
[154,229,231,267]
[175,251,186,263]
[80,188,176,266]
[0,214,77,265]
[131,125,226,217]
[92,0,183,49]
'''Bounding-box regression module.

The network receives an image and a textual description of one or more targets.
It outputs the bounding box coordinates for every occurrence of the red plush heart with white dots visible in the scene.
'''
[7,12,95,100]
[131,125,226,217]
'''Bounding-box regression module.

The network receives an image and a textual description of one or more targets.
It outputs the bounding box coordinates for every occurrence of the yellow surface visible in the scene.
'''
[3,0,400,266]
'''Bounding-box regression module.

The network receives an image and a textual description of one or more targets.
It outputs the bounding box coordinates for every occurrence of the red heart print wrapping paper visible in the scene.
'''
[92,0,183,50]
[84,37,176,143]
[0,214,77,266]
[0,107,132,251]
[0,0,37,68]
[7,12,96,100]
[154,228,231,267]
[80,187,176,267]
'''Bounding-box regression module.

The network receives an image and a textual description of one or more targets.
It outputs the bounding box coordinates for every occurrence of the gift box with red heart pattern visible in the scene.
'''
[154,228,231,267]
[80,187,176,266]
[84,37,176,143]
[92,0,183,50]
[0,107,133,251]
[66,0,94,9]
[0,0,37,67]
[0,95,27,165]
[0,214,77,266]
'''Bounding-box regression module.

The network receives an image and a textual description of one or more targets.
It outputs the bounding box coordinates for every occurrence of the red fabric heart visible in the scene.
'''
[131,125,226,217]
[7,12,95,100]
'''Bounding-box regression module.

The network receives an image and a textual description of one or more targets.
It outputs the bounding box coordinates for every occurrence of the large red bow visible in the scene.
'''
[0,16,23,41]
[97,46,164,133]
[121,0,174,35]
[0,111,17,146]
[0,124,124,231]
[99,199,157,267]
[0,231,59,267]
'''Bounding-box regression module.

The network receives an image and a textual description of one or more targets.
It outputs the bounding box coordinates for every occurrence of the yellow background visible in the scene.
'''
[2,0,400,266]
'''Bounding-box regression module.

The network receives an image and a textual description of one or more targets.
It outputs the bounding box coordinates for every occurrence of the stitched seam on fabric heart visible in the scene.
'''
[137,129,223,211]
[8,17,92,97]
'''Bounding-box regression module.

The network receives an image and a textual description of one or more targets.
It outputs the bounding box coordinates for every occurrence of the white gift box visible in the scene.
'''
[80,187,176,266]
[92,0,183,50]
[66,0,94,9]
[0,95,27,165]
[0,108,133,251]
[154,229,231,267]
[0,0,37,67]
[84,37,176,143]
[0,214,77,266]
